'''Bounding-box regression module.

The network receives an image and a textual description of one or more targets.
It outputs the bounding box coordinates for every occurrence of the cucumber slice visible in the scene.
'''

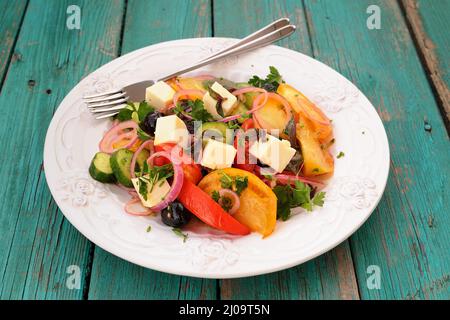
[136,149,150,172]
[201,122,233,145]
[110,149,135,187]
[89,152,116,183]
[230,101,249,123]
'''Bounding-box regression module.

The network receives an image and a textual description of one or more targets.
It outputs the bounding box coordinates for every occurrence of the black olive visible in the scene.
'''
[200,167,210,177]
[140,111,163,135]
[161,201,192,228]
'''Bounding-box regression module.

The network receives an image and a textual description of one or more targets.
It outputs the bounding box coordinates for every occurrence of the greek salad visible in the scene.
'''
[89,67,334,238]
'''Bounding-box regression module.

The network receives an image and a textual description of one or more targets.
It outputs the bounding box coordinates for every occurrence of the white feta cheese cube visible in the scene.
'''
[202,92,223,120]
[154,115,189,148]
[210,82,237,116]
[249,134,296,173]
[201,139,237,170]
[132,177,171,208]
[145,81,176,110]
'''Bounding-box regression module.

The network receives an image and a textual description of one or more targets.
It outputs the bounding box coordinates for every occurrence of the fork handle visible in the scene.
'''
[159,24,296,81]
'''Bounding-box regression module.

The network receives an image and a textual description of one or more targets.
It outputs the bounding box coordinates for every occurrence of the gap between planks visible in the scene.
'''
[0,0,29,93]
[399,0,450,132]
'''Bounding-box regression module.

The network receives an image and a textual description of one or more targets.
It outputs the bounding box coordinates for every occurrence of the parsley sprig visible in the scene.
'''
[174,99,213,122]
[116,101,155,122]
[273,180,326,221]
[248,66,284,92]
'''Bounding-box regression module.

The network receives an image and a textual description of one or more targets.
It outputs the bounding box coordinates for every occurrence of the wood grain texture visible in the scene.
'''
[0,0,28,87]
[303,0,450,299]
[0,0,125,299]
[214,0,359,300]
[88,248,216,300]
[401,0,449,124]
[221,242,359,300]
[87,0,217,300]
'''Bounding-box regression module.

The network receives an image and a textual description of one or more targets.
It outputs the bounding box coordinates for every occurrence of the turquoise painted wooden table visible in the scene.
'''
[0,0,448,300]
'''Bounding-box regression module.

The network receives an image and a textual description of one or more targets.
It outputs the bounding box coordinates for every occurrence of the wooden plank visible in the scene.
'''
[402,0,450,123]
[303,0,450,299]
[221,242,359,300]
[0,0,125,299]
[0,0,28,87]
[87,248,216,299]
[87,0,217,300]
[214,0,359,300]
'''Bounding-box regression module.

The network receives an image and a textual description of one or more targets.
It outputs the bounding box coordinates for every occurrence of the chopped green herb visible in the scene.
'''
[235,176,248,195]
[337,151,345,159]
[172,228,188,242]
[227,121,240,130]
[137,101,155,121]
[219,172,234,189]
[263,174,274,181]
[116,108,133,122]
[248,66,284,92]
[211,190,220,202]
[219,172,248,195]
[137,163,174,197]
[189,99,214,122]
[273,185,291,221]
[173,103,185,116]
[138,177,148,200]
[312,168,320,173]
[273,180,326,220]
[146,225,152,233]
[312,191,326,207]
[137,127,151,141]
[174,99,213,122]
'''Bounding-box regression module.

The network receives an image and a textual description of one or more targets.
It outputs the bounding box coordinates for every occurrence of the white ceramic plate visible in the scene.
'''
[44,38,389,278]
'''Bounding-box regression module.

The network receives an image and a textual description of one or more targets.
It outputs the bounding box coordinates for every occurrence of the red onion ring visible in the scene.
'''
[296,97,331,126]
[109,130,138,150]
[217,114,242,122]
[232,86,266,98]
[124,197,153,216]
[171,89,206,108]
[130,139,154,179]
[146,151,184,212]
[218,189,240,215]
[252,92,292,130]
[254,166,324,188]
[99,120,138,153]
[218,87,269,122]
[273,173,325,188]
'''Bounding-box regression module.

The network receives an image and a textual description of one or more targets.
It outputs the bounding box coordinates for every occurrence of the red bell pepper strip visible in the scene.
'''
[178,180,251,236]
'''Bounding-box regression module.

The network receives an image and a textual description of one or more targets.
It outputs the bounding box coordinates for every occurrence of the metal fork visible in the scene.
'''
[84,18,296,119]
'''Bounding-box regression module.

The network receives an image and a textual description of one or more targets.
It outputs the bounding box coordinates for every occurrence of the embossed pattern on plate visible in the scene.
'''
[43,38,390,278]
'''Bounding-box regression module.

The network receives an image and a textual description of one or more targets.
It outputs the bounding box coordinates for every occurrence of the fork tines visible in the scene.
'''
[83,89,128,119]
